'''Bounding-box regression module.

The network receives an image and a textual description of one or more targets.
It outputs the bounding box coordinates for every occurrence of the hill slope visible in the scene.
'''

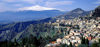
[0,10,64,24]
[0,8,91,41]
[56,8,90,19]
[92,6,100,17]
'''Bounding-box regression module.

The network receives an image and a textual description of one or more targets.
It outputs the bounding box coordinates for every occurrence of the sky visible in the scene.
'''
[0,0,100,12]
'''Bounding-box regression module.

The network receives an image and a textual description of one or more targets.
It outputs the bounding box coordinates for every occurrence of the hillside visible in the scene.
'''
[0,10,64,24]
[0,7,92,42]
[56,8,90,19]
[92,6,100,17]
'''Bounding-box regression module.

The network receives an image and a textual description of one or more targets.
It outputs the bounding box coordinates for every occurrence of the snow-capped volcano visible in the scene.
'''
[19,5,56,11]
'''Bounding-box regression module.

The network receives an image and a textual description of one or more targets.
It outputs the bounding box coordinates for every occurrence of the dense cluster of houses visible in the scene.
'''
[45,17,100,47]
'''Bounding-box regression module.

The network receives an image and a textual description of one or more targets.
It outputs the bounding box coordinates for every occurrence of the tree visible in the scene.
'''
[78,44,88,47]
[0,41,7,47]
[81,37,85,44]
[91,43,99,47]
[69,42,73,47]
[85,39,89,45]
[22,38,27,45]
[60,44,68,47]
[13,39,19,47]
[99,39,100,44]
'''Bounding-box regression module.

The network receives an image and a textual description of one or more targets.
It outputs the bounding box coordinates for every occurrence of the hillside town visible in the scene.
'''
[45,16,100,47]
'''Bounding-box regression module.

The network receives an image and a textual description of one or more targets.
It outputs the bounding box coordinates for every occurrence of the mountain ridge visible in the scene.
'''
[56,8,90,19]
[0,10,65,24]
[0,8,92,41]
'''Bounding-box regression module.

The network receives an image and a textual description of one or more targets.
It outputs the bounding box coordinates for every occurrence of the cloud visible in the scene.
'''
[0,0,41,12]
[0,0,74,12]
[2,0,16,2]
[1,0,44,4]
[0,3,15,12]
[94,0,100,4]
[18,5,56,11]
[45,1,74,7]
[21,0,41,4]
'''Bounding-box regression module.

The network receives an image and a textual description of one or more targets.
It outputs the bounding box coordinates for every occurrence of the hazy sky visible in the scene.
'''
[0,0,100,12]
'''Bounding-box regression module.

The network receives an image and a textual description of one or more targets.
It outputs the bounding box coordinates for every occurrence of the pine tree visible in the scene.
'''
[81,37,85,44]
[91,43,99,47]
[13,39,19,47]
[69,42,73,47]
[85,39,89,45]
[99,39,100,44]
[60,44,67,47]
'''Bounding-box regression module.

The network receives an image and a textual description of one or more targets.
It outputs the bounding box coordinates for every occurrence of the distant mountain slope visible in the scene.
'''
[56,8,90,19]
[0,10,64,24]
[0,17,55,41]
[92,6,100,17]
[0,8,91,41]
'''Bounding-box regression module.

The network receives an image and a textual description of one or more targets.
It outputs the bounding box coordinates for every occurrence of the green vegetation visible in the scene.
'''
[79,38,100,47]
[81,37,89,45]
[78,44,88,47]
[79,37,89,47]
[69,42,73,47]
[90,39,100,47]
[60,44,68,47]
[0,23,67,47]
